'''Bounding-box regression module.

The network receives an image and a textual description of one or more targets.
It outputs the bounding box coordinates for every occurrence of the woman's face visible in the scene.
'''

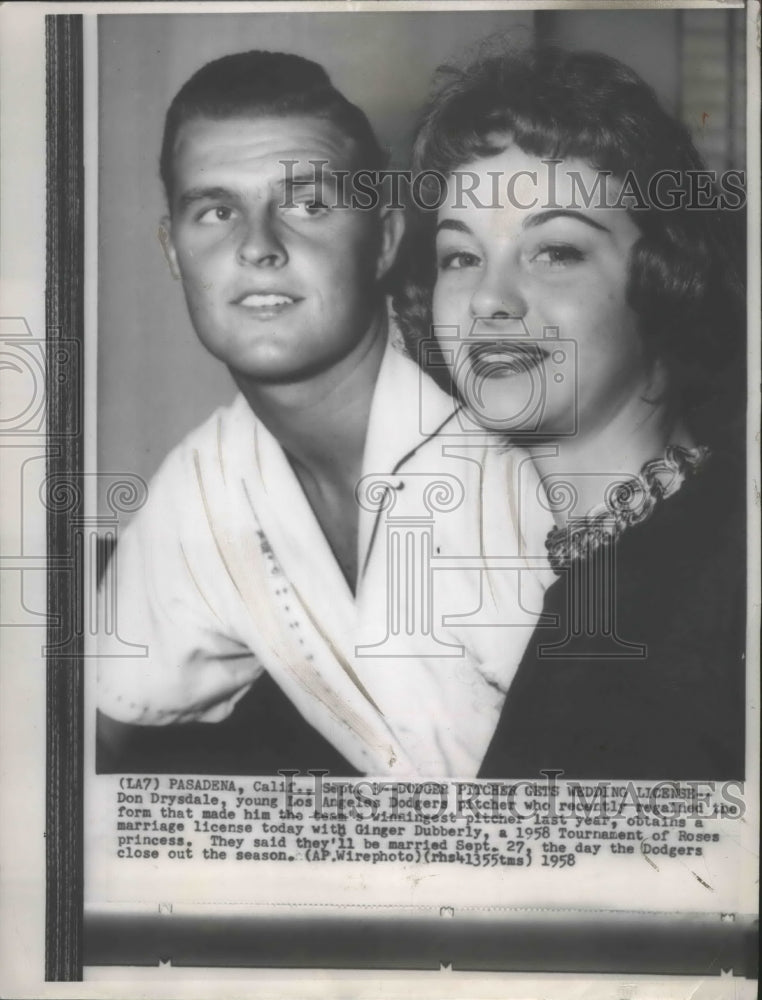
[432,145,652,438]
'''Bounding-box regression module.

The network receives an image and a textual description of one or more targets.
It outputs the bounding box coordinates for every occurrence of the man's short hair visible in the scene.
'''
[160,49,387,205]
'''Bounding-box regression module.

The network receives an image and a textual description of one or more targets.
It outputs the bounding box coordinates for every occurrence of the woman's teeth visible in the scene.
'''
[468,342,546,374]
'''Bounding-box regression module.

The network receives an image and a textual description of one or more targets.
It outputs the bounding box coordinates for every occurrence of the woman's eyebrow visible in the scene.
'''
[523,209,610,233]
[436,219,472,235]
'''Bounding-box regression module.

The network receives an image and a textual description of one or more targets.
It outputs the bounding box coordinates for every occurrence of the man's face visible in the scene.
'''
[164,114,400,384]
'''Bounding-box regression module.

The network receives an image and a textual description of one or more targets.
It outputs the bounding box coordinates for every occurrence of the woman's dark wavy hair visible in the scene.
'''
[393,44,746,447]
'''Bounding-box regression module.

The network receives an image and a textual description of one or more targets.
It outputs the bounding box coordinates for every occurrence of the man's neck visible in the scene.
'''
[233,311,387,486]
[230,310,388,593]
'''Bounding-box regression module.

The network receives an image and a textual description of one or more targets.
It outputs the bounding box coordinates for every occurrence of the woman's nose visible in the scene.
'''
[469,264,527,320]
[236,211,288,268]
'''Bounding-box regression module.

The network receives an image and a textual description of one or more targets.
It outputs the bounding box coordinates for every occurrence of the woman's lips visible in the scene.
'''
[467,341,548,377]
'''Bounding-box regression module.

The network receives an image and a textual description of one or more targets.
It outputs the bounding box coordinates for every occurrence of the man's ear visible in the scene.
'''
[158,216,181,281]
[375,207,405,282]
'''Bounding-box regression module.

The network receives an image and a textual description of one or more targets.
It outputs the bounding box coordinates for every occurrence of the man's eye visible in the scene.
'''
[438,251,481,271]
[197,205,236,225]
[532,244,585,267]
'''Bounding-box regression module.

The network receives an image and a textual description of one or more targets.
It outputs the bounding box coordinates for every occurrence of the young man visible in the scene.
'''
[97,51,550,777]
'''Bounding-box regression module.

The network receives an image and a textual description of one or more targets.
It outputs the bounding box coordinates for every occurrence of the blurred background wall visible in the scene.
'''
[97,8,745,513]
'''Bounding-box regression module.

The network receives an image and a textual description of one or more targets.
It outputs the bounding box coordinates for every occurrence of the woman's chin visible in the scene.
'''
[455,375,550,435]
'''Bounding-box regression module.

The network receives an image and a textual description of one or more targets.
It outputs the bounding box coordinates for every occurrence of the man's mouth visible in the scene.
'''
[467,341,548,377]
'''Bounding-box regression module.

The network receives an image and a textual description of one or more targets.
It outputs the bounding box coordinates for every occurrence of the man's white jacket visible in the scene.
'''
[98,335,552,777]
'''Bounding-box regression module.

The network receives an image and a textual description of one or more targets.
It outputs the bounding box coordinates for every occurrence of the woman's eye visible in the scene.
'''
[197,205,235,225]
[438,250,481,271]
[532,244,585,267]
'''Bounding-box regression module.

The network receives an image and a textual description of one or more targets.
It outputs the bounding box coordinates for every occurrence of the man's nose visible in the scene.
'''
[236,211,288,268]
[469,262,527,321]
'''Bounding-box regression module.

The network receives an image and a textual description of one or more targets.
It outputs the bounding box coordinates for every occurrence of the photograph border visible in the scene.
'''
[38,3,759,984]
[45,12,84,982]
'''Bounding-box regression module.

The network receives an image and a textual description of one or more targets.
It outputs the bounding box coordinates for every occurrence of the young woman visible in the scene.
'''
[395,45,747,779]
